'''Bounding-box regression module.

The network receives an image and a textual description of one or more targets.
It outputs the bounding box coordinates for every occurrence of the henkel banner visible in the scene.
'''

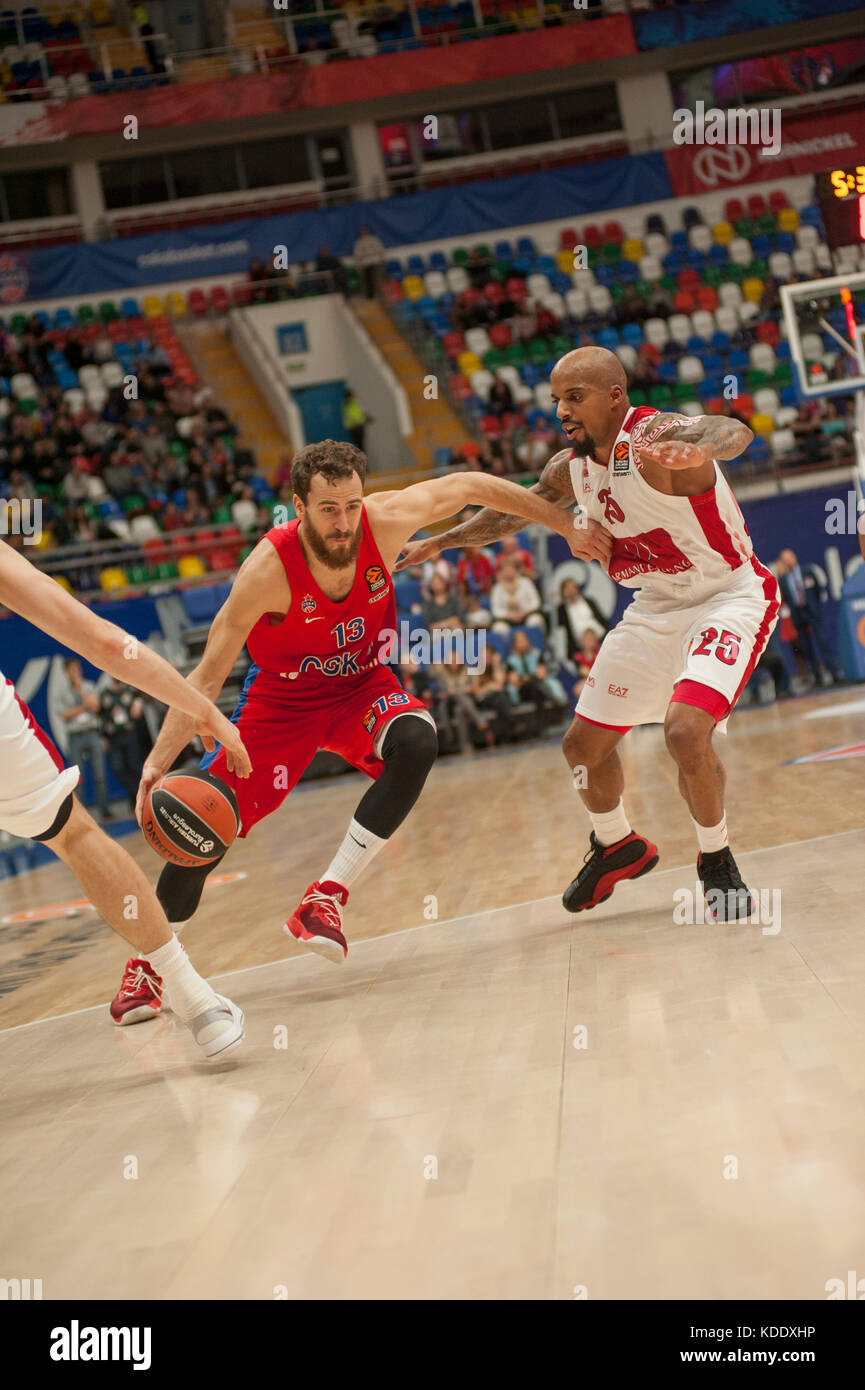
[665,107,865,196]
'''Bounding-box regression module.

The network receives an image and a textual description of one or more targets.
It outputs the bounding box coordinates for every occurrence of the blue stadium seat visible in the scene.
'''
[516,237,536,257]
[120,298,141,318]
[182,586,222,623]
[495,241,513,261]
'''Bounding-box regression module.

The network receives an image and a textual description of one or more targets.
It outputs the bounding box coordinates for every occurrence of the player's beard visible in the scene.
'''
[567,429,599,458]
[302,517,362,570]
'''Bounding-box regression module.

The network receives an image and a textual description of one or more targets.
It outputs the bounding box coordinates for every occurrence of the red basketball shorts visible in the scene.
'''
[203,665,436,838]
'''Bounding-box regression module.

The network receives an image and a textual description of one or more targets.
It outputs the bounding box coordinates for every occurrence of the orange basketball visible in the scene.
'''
[142,769,239,868]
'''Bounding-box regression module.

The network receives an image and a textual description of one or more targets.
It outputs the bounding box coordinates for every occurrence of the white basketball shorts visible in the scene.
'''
[0,671,80,838]
[575,560,780,734]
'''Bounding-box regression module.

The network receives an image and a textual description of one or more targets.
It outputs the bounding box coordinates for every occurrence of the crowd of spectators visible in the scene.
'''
[0,315,283,580]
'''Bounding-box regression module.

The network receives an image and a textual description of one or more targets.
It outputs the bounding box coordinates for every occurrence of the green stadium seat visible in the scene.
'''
[451,247,468,266]
[77,304,96,325]
[99,300,118,321]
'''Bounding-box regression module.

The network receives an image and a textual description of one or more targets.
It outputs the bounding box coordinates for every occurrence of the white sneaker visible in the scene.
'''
[186,993,244,1058]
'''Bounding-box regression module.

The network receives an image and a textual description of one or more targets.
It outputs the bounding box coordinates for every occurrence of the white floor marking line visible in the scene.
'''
[1,825,863,1037]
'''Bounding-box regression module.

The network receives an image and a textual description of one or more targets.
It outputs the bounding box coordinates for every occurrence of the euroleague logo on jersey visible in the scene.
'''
[612,440,630,474]
[365,565,388,596]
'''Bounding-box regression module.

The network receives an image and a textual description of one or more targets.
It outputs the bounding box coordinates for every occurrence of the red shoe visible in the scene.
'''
[284,880,348,963]
[109,957,164,1025]
[562,831,659,912]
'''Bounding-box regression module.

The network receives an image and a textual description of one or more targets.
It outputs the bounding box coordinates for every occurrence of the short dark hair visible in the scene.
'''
[291,439,366,504]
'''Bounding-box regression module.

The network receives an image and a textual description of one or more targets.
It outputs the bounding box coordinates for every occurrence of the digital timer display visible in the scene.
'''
[816,168,865,248]
[829,166,865,198]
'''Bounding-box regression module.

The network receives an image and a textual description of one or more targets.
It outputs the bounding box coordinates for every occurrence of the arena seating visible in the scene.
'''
[383,199,865,470]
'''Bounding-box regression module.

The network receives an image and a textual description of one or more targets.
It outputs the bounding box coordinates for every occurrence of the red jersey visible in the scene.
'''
[246,506,397,684]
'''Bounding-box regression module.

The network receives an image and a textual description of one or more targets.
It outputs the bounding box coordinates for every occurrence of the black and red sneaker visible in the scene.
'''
[697,848,754,921]
[284,879,349,963]
[562,831,659,913]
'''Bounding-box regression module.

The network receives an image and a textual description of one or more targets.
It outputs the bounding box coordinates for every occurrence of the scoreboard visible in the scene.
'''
[815,166,865,249]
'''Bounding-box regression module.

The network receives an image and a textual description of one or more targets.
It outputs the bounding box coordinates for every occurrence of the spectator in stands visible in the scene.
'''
[507,630,567,724]
[466,247,492,290]
[456,544,494,605]
[490,558,545,635]
[353,224,387,299]
[789,404,833,469]
[616,287,649,327]
[573,628,601,700]
[429,654,489,754]
[470,649,514,744]
[645,281,673,319]
[102,449,136,501]
[343,389,371,450]
[181,486,210,529]
[316,245,348,296]
[6,467,35,502]
[496,533,534,578]
[819,400,852,462]
[555,576,608,659]
[248,257,270,303]
[398,659,435,710]
[59,658,112,821]
[133,2,164,74]
[275,453,294,490]
[422,572,463,630]
[488,373,514,416]
[62,455,105,504]
[226,485,254,531]
[517,418,556,470]
[777,547,843,685]
[99,677,147,814]
[512,301,538,346]
[160,500,186,533]
[760,277,782,316]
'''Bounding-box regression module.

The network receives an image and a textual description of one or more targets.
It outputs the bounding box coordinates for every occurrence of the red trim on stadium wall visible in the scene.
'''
[664,108,865,197]
[0,20,635,146]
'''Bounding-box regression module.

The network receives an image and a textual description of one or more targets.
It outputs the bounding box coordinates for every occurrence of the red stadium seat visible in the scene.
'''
[210,285,230,312]
[560,228,578,250]
[696,286,718,311]
[480,414,501,436]
[232,282,254,307]
[449,373,471,400]
[443,331,466,359]
[602,220,624,244]
[677,268,701,289]
[188,289,208,316]
[582,224,602,248]
[736,393,754,417]
[505,276,527,301]
[674,290,697,312]
[462,440,481,458]
[756,320,780,346]
[460,287,480,307]
[483,282,504,303]
[747,194,768,218]
[768,189,789,213]
[724,198,745,224]
[489,323,512,349]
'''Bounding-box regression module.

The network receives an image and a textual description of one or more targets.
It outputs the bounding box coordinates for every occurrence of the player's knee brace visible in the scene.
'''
[355,715,438,839]
[156,854,225,924]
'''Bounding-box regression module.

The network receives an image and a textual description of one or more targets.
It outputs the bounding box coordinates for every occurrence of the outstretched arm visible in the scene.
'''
[369,465,601,570]
[391,450,609,568]
[0,540,251,776]
[633,412,754,472]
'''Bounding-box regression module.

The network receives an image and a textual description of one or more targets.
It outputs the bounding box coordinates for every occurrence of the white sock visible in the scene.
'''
[692,813,728,854]
[588,799,631,847]
[145,933,215,1022]
[322,817,387,891]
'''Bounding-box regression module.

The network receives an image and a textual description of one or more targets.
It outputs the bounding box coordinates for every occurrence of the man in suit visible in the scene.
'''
[777,548,843,684]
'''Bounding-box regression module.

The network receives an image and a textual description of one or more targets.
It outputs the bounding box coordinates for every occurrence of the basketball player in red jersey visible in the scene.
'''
[0,537,251,1056]
[398,347,780,921]
[110,438,593,1011]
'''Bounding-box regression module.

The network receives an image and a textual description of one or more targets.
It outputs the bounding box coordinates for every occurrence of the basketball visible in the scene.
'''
[142,769,240,868]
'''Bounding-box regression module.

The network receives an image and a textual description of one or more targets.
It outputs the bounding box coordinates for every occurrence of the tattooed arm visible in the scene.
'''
[633,412,754,472]
[394,451,612,569]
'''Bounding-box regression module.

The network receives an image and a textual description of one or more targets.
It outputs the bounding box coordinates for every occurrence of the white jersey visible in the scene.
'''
[568,406,761,609]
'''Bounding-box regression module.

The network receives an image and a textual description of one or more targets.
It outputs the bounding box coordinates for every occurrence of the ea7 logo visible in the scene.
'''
[607,684,628,697]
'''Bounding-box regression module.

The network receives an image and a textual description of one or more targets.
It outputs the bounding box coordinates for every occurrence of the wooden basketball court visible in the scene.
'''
[2,686,864,1300]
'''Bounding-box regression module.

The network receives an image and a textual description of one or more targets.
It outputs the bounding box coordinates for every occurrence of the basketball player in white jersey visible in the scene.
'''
[0,537,252,1055]
[398,347,780,920]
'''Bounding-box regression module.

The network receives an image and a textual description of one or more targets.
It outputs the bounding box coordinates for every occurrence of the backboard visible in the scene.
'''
[780,269,865,400]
